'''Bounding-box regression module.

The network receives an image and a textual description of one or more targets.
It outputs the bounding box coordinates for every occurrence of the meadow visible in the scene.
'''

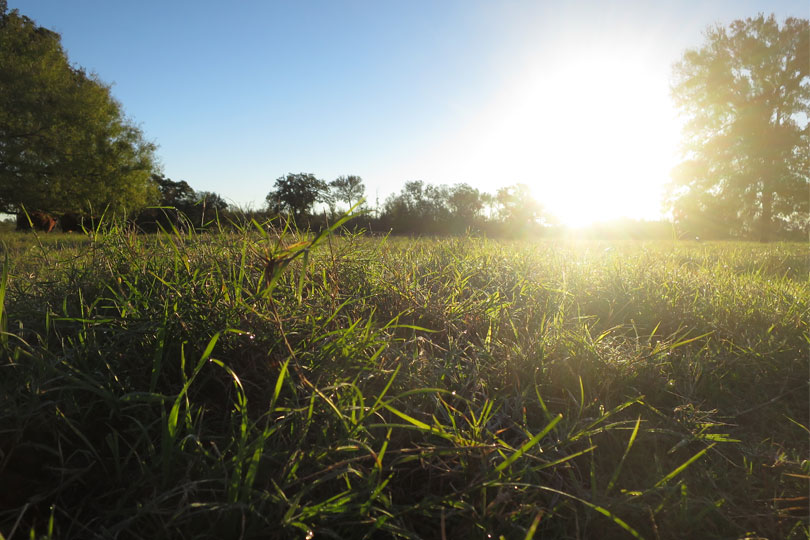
[0,221,807,539]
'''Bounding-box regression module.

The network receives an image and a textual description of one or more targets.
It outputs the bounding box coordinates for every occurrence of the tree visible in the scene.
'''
[329,175,365,211]
[448,183,483,221]
[150,174,195,207]
[0,9,159,215]
[265,173,327,220]
[382,181,427,231]
[194,191,228,213]
[669,15,809,241]
[135,174,228,231]
[496,184,544,227]
[134,174,195,231]
[381,181,453,234]
[480,191,496,220]
[191,190,228,226]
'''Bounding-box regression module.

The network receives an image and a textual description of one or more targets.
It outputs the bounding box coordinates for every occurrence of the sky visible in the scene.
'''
[10,0,809,226]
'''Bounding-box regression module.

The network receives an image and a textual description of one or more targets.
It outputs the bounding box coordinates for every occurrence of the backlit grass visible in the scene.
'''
[0,222,807,539]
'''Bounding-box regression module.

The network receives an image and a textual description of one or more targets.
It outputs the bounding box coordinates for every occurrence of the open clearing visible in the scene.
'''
[1,227,807,539]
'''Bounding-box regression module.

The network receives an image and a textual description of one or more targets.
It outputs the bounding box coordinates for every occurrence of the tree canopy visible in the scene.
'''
[377,180,550,236]
[496,183,547,228]
[265,173,328,220]
[0,8,159,215]
[669,15,809,240]
[329,175,365,211]
[448,183,483,222]
[134,174,229,232]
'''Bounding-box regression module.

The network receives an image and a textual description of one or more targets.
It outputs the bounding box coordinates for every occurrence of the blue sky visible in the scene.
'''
[10,0,808,224]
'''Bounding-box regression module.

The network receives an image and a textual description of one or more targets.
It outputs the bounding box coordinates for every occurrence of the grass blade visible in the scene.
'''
[654,443,716,488]
[606,416,641,494]
[495,414,562,473]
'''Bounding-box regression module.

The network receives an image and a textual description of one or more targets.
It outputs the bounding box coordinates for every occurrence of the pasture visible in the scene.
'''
[0,224,807,539]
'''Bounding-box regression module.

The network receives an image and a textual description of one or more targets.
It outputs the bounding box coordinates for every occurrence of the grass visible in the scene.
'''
[0,220,807,539]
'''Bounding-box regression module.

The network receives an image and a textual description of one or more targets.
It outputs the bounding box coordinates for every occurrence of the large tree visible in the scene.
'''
[0,8,158,215]
[265,173,327,220]
[669,15,809,241]
[329,175,365,211]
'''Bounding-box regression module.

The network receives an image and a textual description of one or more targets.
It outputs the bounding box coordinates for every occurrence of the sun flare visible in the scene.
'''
[432,43,682,227]
[526,52,681,226]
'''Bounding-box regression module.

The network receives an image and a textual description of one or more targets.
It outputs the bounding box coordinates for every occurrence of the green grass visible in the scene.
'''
[0,222,807,539]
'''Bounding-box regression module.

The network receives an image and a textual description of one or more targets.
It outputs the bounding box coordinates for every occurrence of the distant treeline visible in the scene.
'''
[256,173,807,241]
[11,172,806,242]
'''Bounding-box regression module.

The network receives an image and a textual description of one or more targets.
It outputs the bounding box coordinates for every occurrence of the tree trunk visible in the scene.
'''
[759,182,772,242]
[759,110,780,243]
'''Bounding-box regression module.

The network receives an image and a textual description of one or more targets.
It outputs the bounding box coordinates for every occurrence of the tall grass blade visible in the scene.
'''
[524,512,542,540]
[654,443,716,488]
[495,414,562,473]
[538,486,645,539]
[606,416,641,494]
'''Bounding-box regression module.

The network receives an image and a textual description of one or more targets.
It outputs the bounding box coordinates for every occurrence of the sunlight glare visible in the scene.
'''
[429,42,682,227]
[527,51,680,226]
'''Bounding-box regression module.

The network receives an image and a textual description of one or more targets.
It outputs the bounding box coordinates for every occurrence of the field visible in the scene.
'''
[0,223,807,539]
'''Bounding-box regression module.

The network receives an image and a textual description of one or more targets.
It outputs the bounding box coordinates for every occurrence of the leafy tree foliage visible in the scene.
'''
[329,175,365,211]
[448,183,483,221]
[0,9,159,215]
[153,174,196,207]
[195,191,228,213]
[378,181,550,236]
[669,15,809,240]
[382,181,453,233]
[135,174,227,231]
[190,191,228,227]
[496,183,546,227]
[265,173,327,220]
[480,191,496,220]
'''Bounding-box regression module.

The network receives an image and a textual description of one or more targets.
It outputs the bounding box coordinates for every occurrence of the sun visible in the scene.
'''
[523,52,681,227]
[429,44,682,228]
